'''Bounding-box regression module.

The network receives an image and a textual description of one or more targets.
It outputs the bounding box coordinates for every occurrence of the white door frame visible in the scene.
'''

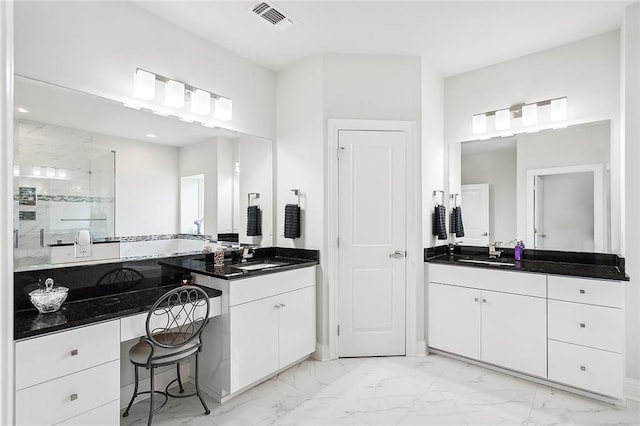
[327,119,420,360]
[526,164,604,252]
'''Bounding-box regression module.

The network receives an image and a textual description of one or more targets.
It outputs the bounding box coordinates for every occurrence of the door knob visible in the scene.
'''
[388,250,406,259]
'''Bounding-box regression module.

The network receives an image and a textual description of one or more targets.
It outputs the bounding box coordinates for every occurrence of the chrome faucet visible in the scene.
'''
[488,242,502,259]
[193,218,204,235]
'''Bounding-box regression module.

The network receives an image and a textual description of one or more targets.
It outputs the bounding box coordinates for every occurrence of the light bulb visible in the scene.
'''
[134,69,156,100]
[165,80,185,108]
[550,97,567,121]
[472,114,487,134]
[214,97,233,121]
[494,109,511,131]
[521,103,538,126]
[191,89,211,115]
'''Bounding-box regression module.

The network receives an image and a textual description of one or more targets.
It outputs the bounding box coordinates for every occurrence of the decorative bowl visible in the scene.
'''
[29,278,68,314]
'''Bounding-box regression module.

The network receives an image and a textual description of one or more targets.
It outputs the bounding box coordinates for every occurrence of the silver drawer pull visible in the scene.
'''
[274,305,281,309]
[70,393,78,401]
[580,366,586,372]
[579,289,586,294]
[70,349,79,356]
[579,323,586,328]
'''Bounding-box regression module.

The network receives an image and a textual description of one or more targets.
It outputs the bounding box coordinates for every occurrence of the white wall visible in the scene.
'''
[445,31,622,253]
[238,135,273,246]
[276,55,325,348]
[179,139,218,238]
[277,53,425,355]
[622,2,640,393]
[13,1,276,140]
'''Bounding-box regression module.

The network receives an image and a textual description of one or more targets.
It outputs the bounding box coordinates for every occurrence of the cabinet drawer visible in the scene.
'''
[548,340,623,398]
[548,300,623,352]
[230,266,316,306]
[16,360,119,426]
[15,320,120,390]
[55,400,120,426]
[548,276,623,308]
[428,264,546,297]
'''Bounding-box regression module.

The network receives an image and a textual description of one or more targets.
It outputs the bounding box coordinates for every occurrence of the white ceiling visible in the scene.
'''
[134,1,628,77]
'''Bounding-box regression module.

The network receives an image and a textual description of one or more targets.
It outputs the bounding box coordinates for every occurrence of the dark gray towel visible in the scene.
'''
[432,205,447,240]
[454,206,465,238]
[247,205,262,236]
[284,204,300,239]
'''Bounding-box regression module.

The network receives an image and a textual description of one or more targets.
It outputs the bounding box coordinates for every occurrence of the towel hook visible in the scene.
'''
[248,192,260,207]
[450,193,460,207]
[433,190,444,206]
[290,189,301,206]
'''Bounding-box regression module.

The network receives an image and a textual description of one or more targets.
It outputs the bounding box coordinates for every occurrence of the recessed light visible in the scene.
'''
[146,133,157,138]
[17,107,29,113]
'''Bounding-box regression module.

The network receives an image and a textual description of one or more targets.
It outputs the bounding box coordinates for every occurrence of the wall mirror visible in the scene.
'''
[13,75,274,268]
[450,120,614,253]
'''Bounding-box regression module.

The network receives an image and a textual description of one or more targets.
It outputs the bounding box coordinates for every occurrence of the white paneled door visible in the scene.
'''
[337,130,406,357]
[460,184,490,246]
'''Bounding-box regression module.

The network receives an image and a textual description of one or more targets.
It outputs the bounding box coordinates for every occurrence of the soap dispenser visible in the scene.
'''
[514,238,524,261]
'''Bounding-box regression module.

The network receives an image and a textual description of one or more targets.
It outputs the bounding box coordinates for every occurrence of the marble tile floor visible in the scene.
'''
[121,354,640,426]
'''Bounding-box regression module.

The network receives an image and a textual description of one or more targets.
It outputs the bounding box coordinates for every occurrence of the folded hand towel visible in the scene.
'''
[433,205,447,240]
[284,204,301,239]
[247,205,262,236]
[454,206,465,238]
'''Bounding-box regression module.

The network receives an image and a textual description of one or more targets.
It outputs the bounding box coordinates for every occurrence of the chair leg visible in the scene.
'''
[195,353,210,415]
[147,367,155,426]
[122,365,139,417]
[176,362,185,393]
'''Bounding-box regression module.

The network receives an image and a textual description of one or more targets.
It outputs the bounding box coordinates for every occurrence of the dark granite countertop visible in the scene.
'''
[425,245,628,281]
[14,285,222,341]
[159,256,318,280]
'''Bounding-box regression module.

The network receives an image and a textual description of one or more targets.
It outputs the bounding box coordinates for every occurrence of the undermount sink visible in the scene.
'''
[232,261,288,271]
[458,258,516,267]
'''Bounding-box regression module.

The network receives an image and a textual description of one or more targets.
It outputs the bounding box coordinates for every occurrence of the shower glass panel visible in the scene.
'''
[13,119,116,268]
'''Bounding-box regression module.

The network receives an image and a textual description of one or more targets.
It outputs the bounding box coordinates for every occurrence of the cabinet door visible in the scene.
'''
[279,286,316,368]
[229,296,279,393]
[481,291,546,377]
[428,283,481,359]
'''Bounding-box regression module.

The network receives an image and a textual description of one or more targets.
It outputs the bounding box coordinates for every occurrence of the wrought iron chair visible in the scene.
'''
[122,285,211,425]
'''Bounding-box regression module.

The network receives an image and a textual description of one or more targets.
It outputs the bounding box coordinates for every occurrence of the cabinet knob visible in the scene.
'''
[579,323,586,328]
[580,366,587,372]
[70,393,78,401]
[70,349,79,356]
[473,297,479,302]
[579,289,586,294]
[482,298,487,303]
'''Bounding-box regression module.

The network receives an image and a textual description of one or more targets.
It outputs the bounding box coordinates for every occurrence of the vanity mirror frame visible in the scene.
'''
[12,74,276,268]
[449,119,621,255]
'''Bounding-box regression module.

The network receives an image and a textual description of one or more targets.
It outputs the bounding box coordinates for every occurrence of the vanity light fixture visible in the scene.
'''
[131,68,232,121]
[165,80,185,108]
[521,103,538,126]
[214,97,233,121]
[550,97,568,121]
[46,167,56,178]
[32,166,41,176]
[471,96,568,134]
[494,109,511,130]
[472,114,487,134]
[57,169,67,178]
[191,89,211,115]
[134,69,156,100]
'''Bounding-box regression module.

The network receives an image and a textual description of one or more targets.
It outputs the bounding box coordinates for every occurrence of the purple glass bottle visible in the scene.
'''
[514,240,524,261]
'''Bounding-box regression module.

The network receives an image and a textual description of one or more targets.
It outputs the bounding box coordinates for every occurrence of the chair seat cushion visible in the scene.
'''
[129,332,200,366]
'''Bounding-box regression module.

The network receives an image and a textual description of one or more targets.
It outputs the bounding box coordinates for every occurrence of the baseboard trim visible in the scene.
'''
[625,377,640,408]
[120,364,190,409]
[313,343,330,361]
[415,340,427,357]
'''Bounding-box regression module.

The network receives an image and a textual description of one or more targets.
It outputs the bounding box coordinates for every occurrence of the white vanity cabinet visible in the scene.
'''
[547,275,625,398]
[427,264,547,378]
[14,320,120,426]
[195,266,316,401]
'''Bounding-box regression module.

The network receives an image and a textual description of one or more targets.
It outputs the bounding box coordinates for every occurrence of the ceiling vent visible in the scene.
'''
[250,2,296,31]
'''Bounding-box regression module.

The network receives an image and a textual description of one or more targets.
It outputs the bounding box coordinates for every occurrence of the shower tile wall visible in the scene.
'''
[14,120,115,268]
